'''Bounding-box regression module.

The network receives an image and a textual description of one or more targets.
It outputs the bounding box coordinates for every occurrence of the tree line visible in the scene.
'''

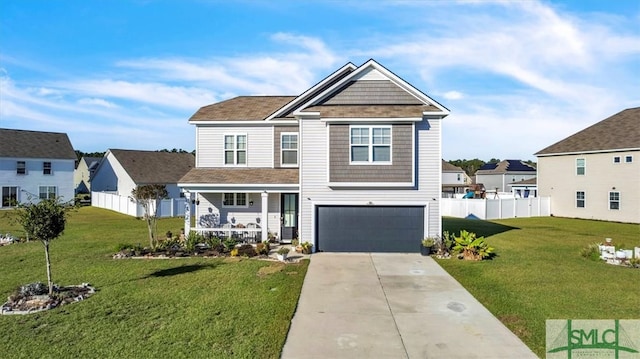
[74,149,195,161]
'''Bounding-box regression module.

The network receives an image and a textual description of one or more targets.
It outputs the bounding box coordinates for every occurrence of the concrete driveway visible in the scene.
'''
[281,253,538,358]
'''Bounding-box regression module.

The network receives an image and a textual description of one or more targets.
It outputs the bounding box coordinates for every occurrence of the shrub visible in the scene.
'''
[580,242,602,261]
[223,237,237,251]
[237,244,256,257]
[452,230,495,260]
[230,248,239,257]
[277,247,290,255]
[15,282,48,298]
[422,237,435,248]
[115,243,134,252]
[255,242,270,255]
[434,231,455,257]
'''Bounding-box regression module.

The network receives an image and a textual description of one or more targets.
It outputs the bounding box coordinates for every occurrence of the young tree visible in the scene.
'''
[130,184,168,249]
[15,198,72,295]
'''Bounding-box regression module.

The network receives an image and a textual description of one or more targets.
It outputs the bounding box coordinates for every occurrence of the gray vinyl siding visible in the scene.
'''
[329,124,413,183]
[196,126,273,168]
[299,117,442,246]
[321,80,422,105]
[273,126,299,168]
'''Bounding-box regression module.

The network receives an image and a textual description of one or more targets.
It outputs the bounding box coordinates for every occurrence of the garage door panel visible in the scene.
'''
[316,206,424,252]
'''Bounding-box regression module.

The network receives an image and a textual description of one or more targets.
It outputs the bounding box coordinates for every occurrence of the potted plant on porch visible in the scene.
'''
[300,241,313,254]
[276,246,290,262]
[421,237,435,256]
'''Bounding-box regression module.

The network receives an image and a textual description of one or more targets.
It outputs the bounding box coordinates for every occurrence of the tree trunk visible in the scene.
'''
[43,240,53,295]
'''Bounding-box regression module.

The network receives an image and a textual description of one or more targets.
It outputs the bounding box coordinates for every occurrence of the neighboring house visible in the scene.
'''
[0,128,76,207]
[535,107,640,224]
[442,160,471,197]
[74,156,102,194]
[508,177,537,198]
[178,59,449,252]
[91,149,195,199]
[474,160,537,193]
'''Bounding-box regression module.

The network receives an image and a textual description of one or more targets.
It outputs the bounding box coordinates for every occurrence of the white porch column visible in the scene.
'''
[261,191,268,242]
[184,192,192,234]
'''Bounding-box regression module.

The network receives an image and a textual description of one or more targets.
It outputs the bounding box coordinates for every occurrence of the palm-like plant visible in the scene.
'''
[452,230,495,260]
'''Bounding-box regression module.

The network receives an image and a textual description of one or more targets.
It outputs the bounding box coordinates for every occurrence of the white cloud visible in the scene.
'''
[77,98,119,108]
[443,91,464,100]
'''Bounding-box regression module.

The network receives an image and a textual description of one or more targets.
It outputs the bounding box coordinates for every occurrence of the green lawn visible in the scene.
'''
[0,207,308,358]
[440,216,640,357]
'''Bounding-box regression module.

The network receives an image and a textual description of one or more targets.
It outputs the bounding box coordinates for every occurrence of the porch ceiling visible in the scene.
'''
[179,167,299,186]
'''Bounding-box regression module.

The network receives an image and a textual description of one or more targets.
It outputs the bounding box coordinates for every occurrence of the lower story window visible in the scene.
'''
[39,186,57,200]
[576,191,585,208]
[609,191,620,210]
[222,193,247,207]
[2,186,18,207]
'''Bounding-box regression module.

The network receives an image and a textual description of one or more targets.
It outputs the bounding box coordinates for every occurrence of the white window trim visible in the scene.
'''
[223,134,248,166]
[625,155,633,163]
[576,158,585,176]
[221,193,249,208]
[349,125,392,165]
[43,161,53,175]
[280,132,299,167]
[576,191,586,208]
[608,191,620,211]
[39,186,57,200]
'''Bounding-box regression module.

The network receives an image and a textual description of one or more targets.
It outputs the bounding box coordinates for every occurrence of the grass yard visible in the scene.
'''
[0,207,308,358]
[440,216,640,357]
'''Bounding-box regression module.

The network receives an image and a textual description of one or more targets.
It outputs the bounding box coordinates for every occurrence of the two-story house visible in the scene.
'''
[535,107,639,223]
[0,128,76,207]
[442,160,471,197]
[74,156,102,194]
[91,149,195,199]
[178,59,449,252]
[474,160,537,194]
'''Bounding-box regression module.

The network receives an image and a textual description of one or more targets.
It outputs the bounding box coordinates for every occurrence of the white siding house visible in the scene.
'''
[92,149,195,201]
[0,129,76,207]
[536,107,640,223]
[179,60,449,252]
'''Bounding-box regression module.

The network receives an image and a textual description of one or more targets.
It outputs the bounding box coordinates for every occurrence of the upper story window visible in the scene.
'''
[281,133,298,166]
[576,191,585,208]
[576,158,585,175]
[613,156,621,164]
[224,134,247,165]
[39,186,57,200]
[43,162,52,175]
[625,155,633,163]
[17,161,26,175]
[609,191,620,210]
[350,126,391,164]
[222,193,247,207]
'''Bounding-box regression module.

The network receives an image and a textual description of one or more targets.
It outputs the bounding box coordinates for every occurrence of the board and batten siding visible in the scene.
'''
[196,126,274,168]
[299,117,442,246]
[537,151,639,223]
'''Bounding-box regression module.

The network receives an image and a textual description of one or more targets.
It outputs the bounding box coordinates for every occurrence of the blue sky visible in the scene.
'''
[1,0,639,161]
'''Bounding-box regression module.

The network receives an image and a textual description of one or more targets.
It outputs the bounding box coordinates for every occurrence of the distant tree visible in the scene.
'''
[75,150,106,161]
[130,184,168,249]
[157,148,192,153]
[448,158,486,177]
[523,159,537,168]
[14,198,73,295]
[488,158,501,164]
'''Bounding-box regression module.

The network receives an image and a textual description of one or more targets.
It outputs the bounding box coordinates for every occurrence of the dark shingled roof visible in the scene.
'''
[109,149,195,184]
[0,128,76,159]
[536,107,640,155]
[189,96,296,121]
[476,160,536,174]
[509,177,537,185]
[179,168,299,185]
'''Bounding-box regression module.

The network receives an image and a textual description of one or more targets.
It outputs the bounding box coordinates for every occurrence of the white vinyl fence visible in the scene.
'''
[441,197,550,220]
[91,191,186,218]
